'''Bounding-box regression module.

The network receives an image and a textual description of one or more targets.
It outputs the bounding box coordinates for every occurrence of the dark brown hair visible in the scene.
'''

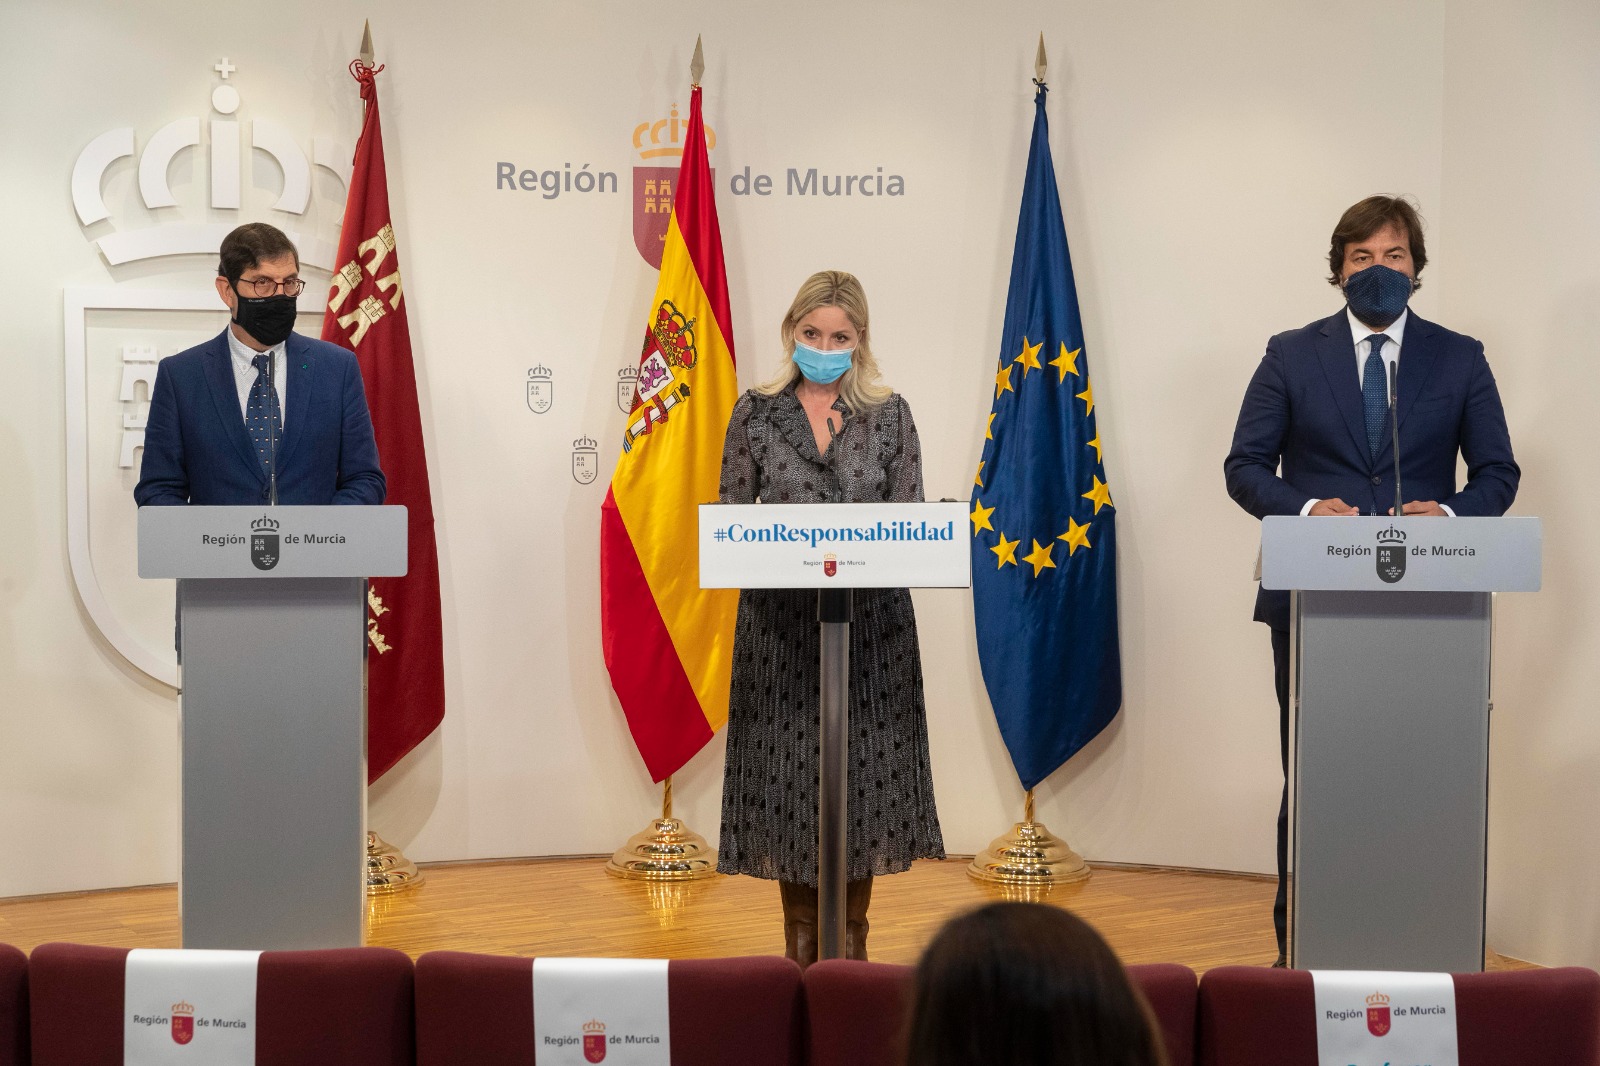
[903,903,1168,1066]
[218,223,299,284]
[1326,195,1427,289]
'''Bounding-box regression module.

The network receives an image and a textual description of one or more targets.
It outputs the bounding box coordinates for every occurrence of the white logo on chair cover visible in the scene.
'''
[532,958,670,1065]
[1312,969,1457,1066]
[123,949,261,1065]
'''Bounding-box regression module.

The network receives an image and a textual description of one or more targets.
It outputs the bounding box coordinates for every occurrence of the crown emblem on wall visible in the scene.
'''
[632,104,717,160]
[617,365,639,381]
[69,58,351,270]
[573,435,598,451]
[251,515,280,533]
[528,364,552,380]
[1376,525,1407,544]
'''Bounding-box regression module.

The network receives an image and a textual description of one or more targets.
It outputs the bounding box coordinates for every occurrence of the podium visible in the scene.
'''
[700,500,969,959]
[1261,515,1541,971]
[138,505,407,949]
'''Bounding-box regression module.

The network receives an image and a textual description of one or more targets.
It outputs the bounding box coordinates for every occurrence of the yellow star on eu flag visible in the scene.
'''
[1086,431,1103,462]
[995,363,1014,398]
[991,531,1020,569]
[986,412,997,440]
[1057,516,1092,555]
[1022,538,1056,577]
[1050,343,1080,381]
[975,460,986,487]
[1082,475,1113,514]
[1014,336,1043,378]
[970,498,995,535]
[1076,378,1094,416]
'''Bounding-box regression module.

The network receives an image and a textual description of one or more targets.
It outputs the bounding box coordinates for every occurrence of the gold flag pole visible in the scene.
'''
[967,787,1091,887]
[607,774,719,880]
[354,15,422,899]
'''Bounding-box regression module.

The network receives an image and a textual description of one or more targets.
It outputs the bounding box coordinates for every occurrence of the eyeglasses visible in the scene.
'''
[236,276,307,298]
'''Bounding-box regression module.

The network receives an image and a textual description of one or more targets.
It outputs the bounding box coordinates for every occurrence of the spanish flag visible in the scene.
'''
[600,85,738,782]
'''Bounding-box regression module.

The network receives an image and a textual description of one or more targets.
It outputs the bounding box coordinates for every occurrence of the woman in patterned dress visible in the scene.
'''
[716,270,944,966]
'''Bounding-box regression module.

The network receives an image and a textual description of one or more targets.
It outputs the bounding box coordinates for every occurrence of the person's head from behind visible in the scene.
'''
[905,902,1167,1066]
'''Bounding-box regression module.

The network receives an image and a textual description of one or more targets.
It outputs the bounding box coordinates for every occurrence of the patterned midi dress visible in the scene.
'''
[715,385,945,887]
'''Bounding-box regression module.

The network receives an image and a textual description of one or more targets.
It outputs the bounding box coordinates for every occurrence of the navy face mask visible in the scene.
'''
[1343,264,1414,329]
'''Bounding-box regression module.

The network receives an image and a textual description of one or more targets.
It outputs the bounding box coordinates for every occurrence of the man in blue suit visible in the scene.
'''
[135,223,385,508]
[1224,196,1519,965]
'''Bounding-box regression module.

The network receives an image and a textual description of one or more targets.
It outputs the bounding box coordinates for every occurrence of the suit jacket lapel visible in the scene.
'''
[1393,313,1440,438]
[204,331,268,482]
[1313,312,1369,465]
[275,333,315,471]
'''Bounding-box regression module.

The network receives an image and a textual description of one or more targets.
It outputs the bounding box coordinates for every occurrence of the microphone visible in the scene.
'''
[1388,359,1402,519]
[267,350,280,507]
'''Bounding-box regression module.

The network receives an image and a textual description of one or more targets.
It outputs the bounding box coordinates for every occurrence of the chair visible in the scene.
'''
[26,942,413,1065]
[0,944,26,1066]
[414,952,804,1065]
[802,959,1198,1066]
[1197,964,1600,1065]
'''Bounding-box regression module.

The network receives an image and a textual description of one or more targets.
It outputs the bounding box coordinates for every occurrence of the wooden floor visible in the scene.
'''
[0,857,1532,973]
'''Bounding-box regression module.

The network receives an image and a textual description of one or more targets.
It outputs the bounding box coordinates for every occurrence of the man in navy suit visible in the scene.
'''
[1224,196,1519,964]
[135,223,385,508]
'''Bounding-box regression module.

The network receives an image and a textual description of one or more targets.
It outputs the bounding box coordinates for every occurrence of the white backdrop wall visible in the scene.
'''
[1,1,1594,968]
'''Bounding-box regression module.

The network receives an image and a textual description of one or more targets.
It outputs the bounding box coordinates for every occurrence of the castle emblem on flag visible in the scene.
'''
[631,105,716,267]
[250,514,281,571]
[573,436,599,485]
[171,1000,195,1045]
[1375,525,1407,583]
[1365,991,1391,1036]
[583,1019,607,1063]
[527,365,553,414]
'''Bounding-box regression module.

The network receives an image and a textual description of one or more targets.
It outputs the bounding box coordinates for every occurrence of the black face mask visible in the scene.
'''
[232,291,299,347]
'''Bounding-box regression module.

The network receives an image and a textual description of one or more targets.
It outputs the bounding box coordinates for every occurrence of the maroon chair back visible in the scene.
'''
[414,952,803,1066]
[1198,964,1600,1066]
[0,944,26,1066]
[803,959,1197,1066]
[26,942,413,1066]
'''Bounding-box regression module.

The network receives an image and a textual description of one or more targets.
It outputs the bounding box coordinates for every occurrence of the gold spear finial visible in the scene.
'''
[690,35,705,87]
[360,19,375,67]
[1035,33,1047,85]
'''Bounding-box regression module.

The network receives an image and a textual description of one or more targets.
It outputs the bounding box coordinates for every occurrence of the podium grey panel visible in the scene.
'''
[1292,590,1490,971]
[179,577,367,949]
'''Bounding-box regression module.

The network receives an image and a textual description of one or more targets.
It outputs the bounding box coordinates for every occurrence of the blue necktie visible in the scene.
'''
[1361,333,1391,460]
[247,352,282,475]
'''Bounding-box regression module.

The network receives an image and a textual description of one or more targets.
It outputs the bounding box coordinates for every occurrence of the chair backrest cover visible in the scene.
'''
[1197,964,1600,1066]
[26,942,414,1066]
[0,945,27,1066]
[802,958,1198,1066]
[414,951,804,1066]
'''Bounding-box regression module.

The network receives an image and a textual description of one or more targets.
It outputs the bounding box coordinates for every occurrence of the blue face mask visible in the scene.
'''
[792,339,854,384]
[1343,264,1414,329]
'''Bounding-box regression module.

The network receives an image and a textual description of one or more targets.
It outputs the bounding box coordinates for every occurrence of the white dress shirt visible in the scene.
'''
[226,327,288,431]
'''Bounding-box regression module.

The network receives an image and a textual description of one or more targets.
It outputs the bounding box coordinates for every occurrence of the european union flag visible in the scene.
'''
[971,84,1121,791]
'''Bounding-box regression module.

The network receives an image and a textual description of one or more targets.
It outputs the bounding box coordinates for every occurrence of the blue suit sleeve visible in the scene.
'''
[1224,339,1314,519]
[133,361,190,506]
[1441,344,1519,517]
[332,355,387,505]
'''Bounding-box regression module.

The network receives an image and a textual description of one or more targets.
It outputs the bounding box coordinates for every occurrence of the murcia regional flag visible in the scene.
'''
[601,84,738,782]
[321,57,445,781]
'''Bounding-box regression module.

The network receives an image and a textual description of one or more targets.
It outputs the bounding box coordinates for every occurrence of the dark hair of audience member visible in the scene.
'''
[904,902,1168,1066]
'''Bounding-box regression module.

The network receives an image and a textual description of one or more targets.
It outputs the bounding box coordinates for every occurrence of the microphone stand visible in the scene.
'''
[267,350,280,507]
[816,413,850,960]
[1388,361,1401,518]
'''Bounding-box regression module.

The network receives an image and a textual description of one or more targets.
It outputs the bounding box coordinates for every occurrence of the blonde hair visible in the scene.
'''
[757,270,893,413]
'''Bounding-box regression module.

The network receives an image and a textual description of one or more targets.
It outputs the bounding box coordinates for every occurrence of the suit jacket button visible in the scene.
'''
[1371,476,1381,485]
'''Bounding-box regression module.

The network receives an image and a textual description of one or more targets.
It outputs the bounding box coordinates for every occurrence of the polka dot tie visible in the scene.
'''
[247,353,282,475]
[1361,333,1391,460]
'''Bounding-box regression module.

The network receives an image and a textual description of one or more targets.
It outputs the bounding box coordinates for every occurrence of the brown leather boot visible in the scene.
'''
[778,880,818,969]
[845,876,873,961]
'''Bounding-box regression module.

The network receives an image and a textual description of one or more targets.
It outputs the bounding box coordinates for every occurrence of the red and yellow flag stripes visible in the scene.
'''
[601,86,738,782]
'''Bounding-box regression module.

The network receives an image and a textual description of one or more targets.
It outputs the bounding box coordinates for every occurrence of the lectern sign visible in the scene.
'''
[138,505,409,580]
[700,502,971,589]
[1261,516,1541,593]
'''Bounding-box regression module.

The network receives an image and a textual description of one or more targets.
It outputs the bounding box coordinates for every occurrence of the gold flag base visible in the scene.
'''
[967,819,1091,885]
[606,775,718,881]
[605,816,719,881]
[365,831,424,895]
